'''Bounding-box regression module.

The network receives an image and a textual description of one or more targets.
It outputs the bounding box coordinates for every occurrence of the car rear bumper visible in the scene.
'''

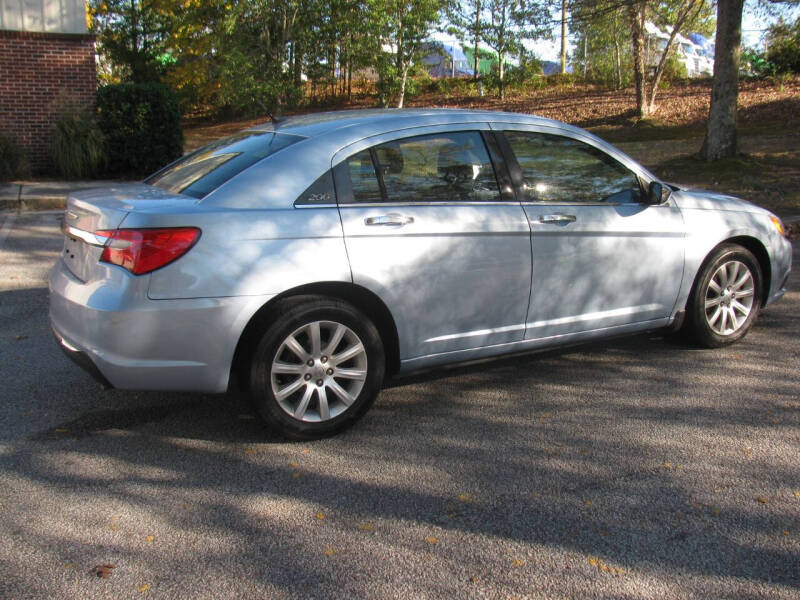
[52,325,114,388]
[48,258,272,393]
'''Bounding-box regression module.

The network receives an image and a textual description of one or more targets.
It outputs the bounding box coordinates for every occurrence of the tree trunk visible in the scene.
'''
[474,0,481,80]
[584,34,588,79]
[347,54,353,101]
[498,52,505,100]
[614,37,621,88]
[628,1,648,117]
[560,0,567,75]
[700,0,744,161]
[397,63,410,108]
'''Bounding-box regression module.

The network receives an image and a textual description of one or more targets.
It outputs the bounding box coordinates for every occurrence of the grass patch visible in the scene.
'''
[653,152,800,216]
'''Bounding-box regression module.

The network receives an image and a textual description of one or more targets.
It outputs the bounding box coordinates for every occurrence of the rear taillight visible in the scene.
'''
[94,228,201,275]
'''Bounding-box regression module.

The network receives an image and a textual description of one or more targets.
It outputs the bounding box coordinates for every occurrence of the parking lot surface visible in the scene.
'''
[1,210,798,599]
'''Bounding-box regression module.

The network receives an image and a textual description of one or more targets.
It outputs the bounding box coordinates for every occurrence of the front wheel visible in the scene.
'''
[684,244,763,348]
[249,297,385,439]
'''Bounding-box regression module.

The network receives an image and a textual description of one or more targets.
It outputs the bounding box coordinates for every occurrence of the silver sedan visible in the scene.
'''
[49,109,792,438]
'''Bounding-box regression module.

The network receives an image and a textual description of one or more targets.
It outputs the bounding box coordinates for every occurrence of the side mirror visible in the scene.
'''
[647,181,668,205]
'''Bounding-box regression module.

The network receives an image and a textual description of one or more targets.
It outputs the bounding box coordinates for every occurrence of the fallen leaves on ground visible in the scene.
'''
[324,546,336,556]
[92,564,115,578]
[145,535,155,543]
[588,557,624,576]
[315,512,325,520]
[139,584,150,593]
[425,536,438,544]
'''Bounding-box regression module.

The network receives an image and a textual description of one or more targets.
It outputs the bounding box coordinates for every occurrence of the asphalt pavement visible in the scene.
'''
[0,210,798,599]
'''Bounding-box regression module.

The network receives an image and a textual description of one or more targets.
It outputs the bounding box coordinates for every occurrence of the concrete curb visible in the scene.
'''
[0,180,124,212]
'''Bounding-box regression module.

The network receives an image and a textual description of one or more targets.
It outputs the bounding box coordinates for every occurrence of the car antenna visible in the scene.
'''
[266,109,285,125]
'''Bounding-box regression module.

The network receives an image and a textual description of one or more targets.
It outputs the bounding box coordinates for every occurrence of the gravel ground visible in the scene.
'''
[0,211,798,599]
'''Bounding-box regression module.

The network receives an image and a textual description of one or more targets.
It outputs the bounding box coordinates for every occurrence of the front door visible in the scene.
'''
[495,128,685,340]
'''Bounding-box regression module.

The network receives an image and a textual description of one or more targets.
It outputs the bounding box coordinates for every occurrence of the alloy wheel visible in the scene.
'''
[704,260,755,336]
[270,320,368,422]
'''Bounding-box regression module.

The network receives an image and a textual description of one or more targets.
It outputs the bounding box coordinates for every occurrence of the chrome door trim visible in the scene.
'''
[399,317,671,372]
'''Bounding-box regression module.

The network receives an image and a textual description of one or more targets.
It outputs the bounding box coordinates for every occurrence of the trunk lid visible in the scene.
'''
[61,183,198,282]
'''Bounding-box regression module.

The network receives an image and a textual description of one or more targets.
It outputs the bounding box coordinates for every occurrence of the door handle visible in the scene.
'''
[364,213,414,226]
[537,214,576,224]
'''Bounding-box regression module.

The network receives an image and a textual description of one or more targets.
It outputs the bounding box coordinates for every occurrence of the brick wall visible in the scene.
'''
[0,30,96,174]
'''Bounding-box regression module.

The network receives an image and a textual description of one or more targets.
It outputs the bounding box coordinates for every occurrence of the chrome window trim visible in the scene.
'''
[336,201,523,208]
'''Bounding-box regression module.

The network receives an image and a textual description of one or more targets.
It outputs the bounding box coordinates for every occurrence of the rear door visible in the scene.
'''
[333,125,532,361]
[493,126,685,340]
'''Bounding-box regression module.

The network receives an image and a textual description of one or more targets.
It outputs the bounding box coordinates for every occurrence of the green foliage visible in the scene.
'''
[571,1,631,89]
[89,0,175,84]
[767,18,800,74]
[482,0,551,97]
[422,75,478,96]
[503,52,544,90]
[662,54,689,82]
[742,49,776,77]
[0,133,27,181]
[50,109,106,179]
[96,83,183,177]
[370,0,446,107]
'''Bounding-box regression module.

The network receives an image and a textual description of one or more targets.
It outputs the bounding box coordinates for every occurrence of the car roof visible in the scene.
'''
[247,108,583,141]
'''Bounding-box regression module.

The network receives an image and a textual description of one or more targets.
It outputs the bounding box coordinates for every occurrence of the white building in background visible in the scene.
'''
[645,21,714,78]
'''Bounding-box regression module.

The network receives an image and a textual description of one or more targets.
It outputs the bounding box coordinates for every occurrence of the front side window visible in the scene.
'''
[340,131,501,203]
[504,131,642,204]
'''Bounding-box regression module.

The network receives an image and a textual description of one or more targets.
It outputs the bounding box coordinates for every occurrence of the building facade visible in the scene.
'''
[1,0,96,174]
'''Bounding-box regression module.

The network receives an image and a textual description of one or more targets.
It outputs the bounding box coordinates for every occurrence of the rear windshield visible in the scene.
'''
[146,131,302,199]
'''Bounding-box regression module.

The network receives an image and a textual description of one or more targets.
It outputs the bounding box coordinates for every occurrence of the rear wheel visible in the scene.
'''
[685,244,762,348]
[249,297,385,439]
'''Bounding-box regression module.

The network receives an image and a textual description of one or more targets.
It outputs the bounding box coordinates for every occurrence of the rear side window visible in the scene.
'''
[147,131,302,199]
[337,131,502,203]
[504,131,641,203]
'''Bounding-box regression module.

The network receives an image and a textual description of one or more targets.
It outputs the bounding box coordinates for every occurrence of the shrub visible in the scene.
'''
[768,19,800,74]
[742,49,775,77]
[96,83,183,177]
[661,55,689,83]
[505,55,545,91]
[50,109,105,179]
[0,133,27,181]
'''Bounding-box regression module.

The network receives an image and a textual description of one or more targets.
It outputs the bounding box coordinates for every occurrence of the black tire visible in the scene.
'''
[249,296,385,439]
[684,244,763,348]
